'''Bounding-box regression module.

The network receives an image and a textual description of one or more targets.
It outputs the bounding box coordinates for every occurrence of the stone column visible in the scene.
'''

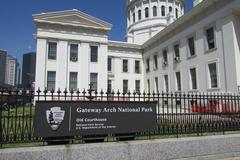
[157,0,160,17]
[149,0,152,18]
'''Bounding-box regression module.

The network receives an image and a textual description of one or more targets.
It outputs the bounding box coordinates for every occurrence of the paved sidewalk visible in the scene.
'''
[221,158,240,160]
[1,134,240,160]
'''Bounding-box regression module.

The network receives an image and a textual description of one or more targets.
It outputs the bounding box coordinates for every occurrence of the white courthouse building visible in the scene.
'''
[34,0,240,93]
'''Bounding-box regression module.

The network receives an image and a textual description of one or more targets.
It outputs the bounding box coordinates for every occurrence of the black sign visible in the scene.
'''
[34,101,157,137]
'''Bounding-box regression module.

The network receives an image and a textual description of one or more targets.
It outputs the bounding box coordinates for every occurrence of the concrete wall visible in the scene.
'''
[1,134,240,160]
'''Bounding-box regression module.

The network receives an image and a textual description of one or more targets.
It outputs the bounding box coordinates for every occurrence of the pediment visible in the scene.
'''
[43,14,106,28]
[33,10,112,31]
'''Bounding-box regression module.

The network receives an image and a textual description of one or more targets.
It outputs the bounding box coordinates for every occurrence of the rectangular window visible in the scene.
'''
[147,79,150,92]
[48,42,57,60]
[164,75,169,92]
[123,80,128,94]
[122,59,128,72]
[155,77,159,92]
[154,55,158,69]
[70,44,78,62]
[188,37,195,56]
[135,60,141,73]
[47,71,56,91]
[90,46,98,62]
[107,80,112,92]
[90,73,98,91]
[174,44,180,61]
[163,50,168,65]
[175,8,178,18]
[146,58,150,72]
[69,72,78,91]
[133,13,135,23]
[206,27,215,50]
[190,68,197,90]
[108,57,112,72]
[138,10,142,20]
[135,80,140,93]
[176,72,181,91]
[208,63,218,88]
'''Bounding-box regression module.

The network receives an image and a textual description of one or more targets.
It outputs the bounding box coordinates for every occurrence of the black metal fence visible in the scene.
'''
[0,88,240,146]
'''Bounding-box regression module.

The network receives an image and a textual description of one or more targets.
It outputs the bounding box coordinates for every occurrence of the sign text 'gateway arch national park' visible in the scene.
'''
[34,101,157,137]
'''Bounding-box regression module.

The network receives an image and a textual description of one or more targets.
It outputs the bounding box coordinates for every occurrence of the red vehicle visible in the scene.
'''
[191,100,238,113]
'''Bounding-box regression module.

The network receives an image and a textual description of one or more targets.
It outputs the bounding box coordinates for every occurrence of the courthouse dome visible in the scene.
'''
[125,0,184,44]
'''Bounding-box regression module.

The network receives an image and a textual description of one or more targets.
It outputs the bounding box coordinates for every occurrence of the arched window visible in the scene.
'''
[128,12,130,23]
[153,6,157,17]
[138,10,142,20]
[133,13,135,23]
[145,7,149,18]
[175,8,178,18]
[169,6,172,13]
[161,6,165,16]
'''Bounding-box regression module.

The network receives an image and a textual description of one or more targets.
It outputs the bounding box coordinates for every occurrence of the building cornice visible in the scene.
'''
[34,20,111,31]
[128,20,167,33]
[35,36,142,50]
[37,28,108,39]
[108,40,142,50]
[35,35,109,45]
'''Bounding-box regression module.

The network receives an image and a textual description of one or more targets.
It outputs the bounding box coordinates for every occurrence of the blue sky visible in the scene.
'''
[0,0,193,69]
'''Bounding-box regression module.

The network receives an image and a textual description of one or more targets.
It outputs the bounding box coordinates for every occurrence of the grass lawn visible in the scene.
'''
[0,105,35,145]
[1,105,35,117]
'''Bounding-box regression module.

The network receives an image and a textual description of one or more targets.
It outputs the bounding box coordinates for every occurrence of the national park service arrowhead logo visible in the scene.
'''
[46,107,65,131]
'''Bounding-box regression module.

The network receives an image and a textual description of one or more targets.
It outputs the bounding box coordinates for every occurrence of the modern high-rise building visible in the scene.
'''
[0,50,20,88]
[5,55,20,86]
[22,52,36,88]
[16,62,21,86]
[0,50,7,85]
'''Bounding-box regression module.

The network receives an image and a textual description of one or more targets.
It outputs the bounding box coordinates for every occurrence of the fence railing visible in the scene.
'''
[0,88,240,146]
